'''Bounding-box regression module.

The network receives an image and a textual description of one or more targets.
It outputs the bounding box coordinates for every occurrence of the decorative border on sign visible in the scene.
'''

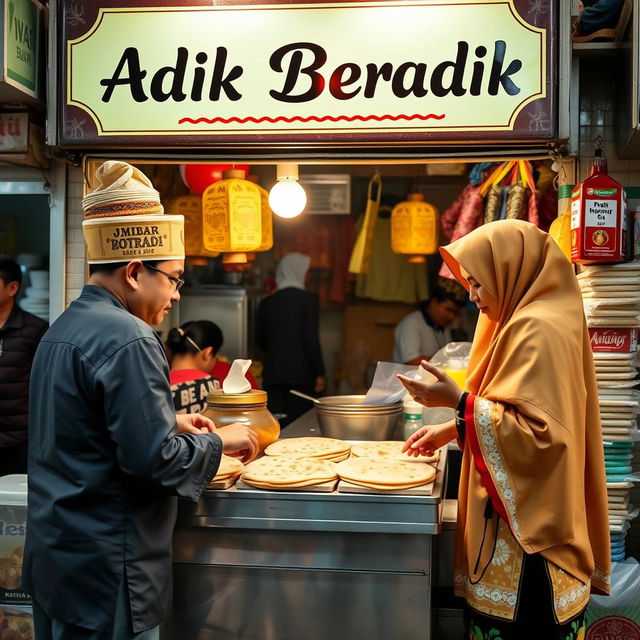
[178,113,446,125]
[64,1,548,138]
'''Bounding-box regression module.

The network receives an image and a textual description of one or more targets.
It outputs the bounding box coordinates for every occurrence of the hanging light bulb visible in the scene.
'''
[268,163,307,219]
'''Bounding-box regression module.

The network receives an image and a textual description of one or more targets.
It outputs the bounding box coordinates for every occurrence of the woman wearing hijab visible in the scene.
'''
[398,220,609,640]
[257,252,325,425]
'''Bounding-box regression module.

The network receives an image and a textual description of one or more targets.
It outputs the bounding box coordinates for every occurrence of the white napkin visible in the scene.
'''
[222,359,252,394]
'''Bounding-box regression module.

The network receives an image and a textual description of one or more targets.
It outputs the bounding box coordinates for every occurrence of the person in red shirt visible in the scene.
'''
[167,320,258,414]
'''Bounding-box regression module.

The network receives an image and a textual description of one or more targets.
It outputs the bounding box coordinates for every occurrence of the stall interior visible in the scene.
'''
[84,157,560,397]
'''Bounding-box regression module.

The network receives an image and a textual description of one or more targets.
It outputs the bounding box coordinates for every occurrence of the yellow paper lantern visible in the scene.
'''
[247,175,274,252]
[202,169,262,253]
[165,194,219,258]
[391,193,439,263]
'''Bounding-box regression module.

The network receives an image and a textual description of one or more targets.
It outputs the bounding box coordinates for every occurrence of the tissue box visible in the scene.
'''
[589,328,638,353]
[0,476,29,606]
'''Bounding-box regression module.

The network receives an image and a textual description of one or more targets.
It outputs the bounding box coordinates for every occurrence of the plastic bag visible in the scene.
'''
[424,342,472,424]
[586,558,640,637]
[363,361,416,405]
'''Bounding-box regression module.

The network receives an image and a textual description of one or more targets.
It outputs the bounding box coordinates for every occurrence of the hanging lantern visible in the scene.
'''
[247,175,274,252]
[165,194,219,259]
[202,169,262,254]
[179,163,250,196]
[391,193,439,263]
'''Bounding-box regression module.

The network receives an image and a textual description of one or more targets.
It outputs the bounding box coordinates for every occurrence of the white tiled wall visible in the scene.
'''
[65,166,85,306]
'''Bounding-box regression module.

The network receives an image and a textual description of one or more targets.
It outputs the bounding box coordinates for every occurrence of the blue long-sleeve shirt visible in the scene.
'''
[23,285,222,633]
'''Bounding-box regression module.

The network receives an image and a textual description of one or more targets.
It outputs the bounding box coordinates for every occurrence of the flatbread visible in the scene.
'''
[212,455,245,481]
[265,437,350,458]
[335,458,436,489]
[242,456,338,486]
[350,441,440,464]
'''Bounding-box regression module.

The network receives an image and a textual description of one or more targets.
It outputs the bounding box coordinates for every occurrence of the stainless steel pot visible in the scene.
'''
[315,395,403,441]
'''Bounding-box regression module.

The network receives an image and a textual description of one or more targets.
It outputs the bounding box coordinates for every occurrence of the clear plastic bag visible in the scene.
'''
[363,361,416,404]
[586,558,640,634]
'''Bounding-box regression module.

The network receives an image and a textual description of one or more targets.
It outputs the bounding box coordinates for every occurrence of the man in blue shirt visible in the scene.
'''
[24,162,258,640]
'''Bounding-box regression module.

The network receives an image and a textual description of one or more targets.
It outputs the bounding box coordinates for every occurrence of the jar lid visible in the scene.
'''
[207,389,267,405]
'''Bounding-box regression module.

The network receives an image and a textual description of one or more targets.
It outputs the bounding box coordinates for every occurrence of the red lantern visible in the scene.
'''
[179,164,250,196]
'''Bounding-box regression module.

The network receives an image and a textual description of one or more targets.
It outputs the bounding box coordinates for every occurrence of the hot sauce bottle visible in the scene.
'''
[571,141,628,264]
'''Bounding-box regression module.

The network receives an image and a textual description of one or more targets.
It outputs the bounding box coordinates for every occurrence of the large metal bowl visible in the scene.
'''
[315,395,403,441]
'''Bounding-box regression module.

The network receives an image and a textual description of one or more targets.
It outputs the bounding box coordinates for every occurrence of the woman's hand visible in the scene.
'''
[402,421,457,457]
[397,360,463,409]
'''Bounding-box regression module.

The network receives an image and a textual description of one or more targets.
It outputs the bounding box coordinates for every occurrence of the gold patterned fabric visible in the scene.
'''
[455,517,590,624]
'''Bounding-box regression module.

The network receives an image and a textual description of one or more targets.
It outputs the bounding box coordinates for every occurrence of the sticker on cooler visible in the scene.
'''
[589,328,638,353]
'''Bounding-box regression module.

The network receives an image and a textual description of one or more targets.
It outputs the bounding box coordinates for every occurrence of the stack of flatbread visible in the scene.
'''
[334,457,436,491]
[350,440,440,464]
[265,437,351,463]
[240,456,338,490]
[579,263,640,327]
[209,455,245,486]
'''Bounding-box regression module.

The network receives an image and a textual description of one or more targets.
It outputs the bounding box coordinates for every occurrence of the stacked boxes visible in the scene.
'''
[0,475,33,640]
[579,265,640,562]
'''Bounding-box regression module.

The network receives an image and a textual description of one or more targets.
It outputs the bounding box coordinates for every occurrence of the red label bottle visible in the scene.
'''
[571,148,627,264]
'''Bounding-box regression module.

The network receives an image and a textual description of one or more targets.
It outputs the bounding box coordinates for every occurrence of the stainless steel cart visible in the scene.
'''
[163,415,447,640]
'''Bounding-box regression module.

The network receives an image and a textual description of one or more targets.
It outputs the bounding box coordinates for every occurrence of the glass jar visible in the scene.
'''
[203,389,280,454]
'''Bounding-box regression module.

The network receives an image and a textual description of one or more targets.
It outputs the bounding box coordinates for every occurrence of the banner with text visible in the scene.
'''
[60,0,557,147]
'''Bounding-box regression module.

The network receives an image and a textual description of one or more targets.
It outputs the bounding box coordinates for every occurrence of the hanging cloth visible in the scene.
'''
[348,172,382,274]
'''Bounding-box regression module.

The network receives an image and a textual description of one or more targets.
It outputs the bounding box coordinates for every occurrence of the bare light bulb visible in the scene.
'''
[268,180,307,219]
[268,163,307,219]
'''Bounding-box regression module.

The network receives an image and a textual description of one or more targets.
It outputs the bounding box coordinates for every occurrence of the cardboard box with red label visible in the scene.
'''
[589,328,638,353]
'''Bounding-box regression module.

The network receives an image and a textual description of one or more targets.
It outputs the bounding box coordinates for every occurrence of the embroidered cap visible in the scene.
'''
[82,161,184,264]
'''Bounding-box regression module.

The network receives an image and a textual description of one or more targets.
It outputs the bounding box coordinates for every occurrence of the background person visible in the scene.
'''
[168,320,258,414]
[0,258,48,475]
[392,279,466,365]
[257,252,325,425]
[398,220,609,640]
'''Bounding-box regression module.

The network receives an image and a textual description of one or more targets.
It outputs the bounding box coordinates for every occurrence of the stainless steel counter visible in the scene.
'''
[163,410,447,640]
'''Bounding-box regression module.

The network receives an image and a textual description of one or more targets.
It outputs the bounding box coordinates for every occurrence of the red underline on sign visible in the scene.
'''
[177,113,447,125]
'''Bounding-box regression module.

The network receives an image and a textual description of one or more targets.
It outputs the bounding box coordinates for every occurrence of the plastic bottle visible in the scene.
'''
[403,396,424,440]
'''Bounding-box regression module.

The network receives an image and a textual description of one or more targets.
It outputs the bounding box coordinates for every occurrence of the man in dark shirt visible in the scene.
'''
[0,258,48,475]
[24,161,259,640]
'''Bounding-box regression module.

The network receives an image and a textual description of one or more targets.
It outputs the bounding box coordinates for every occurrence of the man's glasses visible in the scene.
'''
[143,263,185,292]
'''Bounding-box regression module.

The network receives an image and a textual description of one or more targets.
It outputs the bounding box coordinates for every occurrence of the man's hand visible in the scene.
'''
[315,376,326,393]
[397,360,463,409]
[402,421,457,458]
[216,423,260,464]
[176,413,216,435]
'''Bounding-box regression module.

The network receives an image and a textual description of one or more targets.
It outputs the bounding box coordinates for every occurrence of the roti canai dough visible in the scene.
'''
[264,437,350,459]
[335,458,436,489]
[350,440,440,463]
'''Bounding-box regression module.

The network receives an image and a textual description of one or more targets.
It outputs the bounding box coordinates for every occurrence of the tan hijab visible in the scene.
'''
[441,220,610,592]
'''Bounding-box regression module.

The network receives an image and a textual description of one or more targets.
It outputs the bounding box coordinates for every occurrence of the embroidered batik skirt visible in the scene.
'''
[463,552,586,640]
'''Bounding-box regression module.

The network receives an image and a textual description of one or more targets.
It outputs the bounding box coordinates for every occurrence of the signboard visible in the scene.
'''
[60,0,557,147]
[3,0,41,99]
[0,112,27,152]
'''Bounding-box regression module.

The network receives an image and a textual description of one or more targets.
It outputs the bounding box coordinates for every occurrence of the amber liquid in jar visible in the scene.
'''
[203,389,280,454]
